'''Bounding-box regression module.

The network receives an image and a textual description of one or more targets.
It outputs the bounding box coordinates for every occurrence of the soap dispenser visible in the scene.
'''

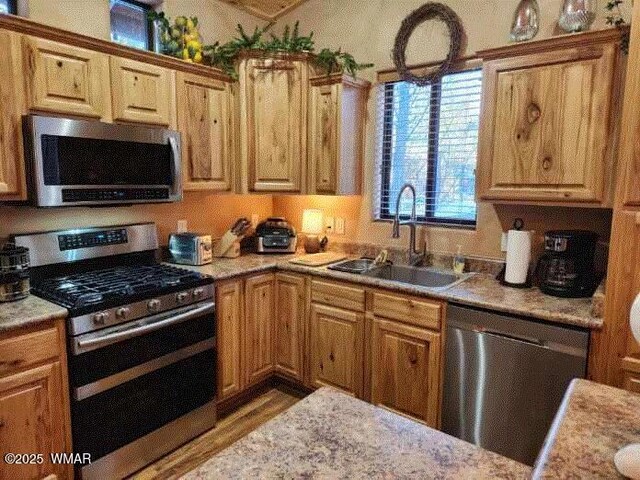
[453,245,465,274]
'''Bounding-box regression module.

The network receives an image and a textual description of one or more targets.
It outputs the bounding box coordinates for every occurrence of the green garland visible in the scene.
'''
[201,22,373,79]
[605,0,630,53]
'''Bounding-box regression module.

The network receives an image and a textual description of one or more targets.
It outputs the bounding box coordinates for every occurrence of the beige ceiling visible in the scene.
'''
[218,0,309,21]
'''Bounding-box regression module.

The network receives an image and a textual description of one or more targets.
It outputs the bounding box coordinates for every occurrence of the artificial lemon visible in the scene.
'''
[193,52,203,63]
[175,16,187,27]
[182,48,190,60]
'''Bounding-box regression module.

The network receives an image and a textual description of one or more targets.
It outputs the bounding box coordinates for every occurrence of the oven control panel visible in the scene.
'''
[58,228,128,251]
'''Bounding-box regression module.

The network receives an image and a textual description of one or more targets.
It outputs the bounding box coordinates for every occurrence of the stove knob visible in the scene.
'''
[115,307,130,319]
[176,291,190,304]
[147,299,161,313]
[193,287,204,299]
[92,312,108,325]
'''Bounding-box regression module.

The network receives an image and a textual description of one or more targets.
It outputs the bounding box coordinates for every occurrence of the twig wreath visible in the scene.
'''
[392,3,465,85]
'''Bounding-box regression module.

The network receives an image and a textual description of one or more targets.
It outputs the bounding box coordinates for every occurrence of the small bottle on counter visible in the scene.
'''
[453,245,465,274]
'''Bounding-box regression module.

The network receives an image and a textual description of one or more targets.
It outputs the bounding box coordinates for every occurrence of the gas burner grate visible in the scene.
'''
[33,264,206,310]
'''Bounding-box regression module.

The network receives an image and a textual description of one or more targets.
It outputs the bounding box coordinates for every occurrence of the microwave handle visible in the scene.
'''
[169,137,182,193]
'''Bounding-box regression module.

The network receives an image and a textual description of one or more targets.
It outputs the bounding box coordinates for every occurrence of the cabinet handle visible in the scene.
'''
[542,157,552,170]
[527,103,541,124]
[329,352,335,362]
[56,60,63,68]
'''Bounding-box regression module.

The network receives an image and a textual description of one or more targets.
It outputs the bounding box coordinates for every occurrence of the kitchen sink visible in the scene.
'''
[363,264,469,290]
[327,258,376,274]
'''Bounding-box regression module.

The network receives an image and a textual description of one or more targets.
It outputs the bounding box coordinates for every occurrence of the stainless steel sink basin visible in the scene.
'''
[327,258,375,274]
[363,264,469,290]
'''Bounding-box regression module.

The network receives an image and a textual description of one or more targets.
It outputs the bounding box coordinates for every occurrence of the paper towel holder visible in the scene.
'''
[497,218,533,288]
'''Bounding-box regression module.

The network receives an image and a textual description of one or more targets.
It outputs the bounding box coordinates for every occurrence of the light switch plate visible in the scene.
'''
[177,220,188,233]
[336,217,345,235]
[325,216,334,233]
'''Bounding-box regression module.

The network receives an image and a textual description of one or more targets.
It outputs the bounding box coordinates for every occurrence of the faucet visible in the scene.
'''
[392,183,425,266]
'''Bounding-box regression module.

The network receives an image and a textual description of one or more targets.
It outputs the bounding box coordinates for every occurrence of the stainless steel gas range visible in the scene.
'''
[14,223,216,480]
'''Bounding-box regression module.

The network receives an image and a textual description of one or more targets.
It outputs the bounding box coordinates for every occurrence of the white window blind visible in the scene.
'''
[374,69,482,227]
[110,0,151,51]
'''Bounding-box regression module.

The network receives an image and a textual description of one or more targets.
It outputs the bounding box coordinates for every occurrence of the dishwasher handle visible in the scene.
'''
[472,325,546,348]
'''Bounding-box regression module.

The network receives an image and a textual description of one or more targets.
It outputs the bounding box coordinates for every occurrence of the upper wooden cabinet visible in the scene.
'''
[274,273,306,382]
[308,74,369,195]
[177,72,234,191]
[244,273,276,386]
[477,29,623,206]
[110,57,174,126]
[238,54,308,193]
[0,30,26,200]
[22,36,110,119]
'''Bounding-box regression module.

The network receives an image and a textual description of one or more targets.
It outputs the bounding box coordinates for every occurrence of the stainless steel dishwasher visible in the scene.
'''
[442,304,589,466]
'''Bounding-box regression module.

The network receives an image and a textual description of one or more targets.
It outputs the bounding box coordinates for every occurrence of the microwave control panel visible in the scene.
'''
[58,229,128,251]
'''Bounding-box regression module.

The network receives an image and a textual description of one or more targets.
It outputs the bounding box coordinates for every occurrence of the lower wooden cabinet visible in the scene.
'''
[216,279,244,400]
[0,321,71,480]
[370,318,441,426]
[275,273,306,382]
[309,302,364,397]
[244,274,275,385]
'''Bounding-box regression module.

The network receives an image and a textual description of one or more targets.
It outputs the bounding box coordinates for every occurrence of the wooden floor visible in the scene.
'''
[129,388,303,480]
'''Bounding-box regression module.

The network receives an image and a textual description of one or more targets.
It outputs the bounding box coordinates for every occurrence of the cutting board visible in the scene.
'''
[288,253,347,267]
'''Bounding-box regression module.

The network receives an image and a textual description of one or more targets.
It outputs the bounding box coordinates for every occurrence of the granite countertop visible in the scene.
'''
[182,387,531,480]
[182,254,603,330]
[0,294,68,334]
[532,379,640,478]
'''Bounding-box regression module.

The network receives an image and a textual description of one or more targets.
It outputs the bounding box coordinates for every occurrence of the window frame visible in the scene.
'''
[378,68,482,228]
[110,0,154,52]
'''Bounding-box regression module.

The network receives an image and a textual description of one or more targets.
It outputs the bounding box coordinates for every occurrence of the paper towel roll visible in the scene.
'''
[505,229,532,285]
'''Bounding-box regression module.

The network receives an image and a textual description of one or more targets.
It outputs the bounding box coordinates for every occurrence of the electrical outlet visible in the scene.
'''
[335,217,345,235]
[325,216,334,233]
[501,232,508,252]
[177,220,188,233]
[251,214,259,228]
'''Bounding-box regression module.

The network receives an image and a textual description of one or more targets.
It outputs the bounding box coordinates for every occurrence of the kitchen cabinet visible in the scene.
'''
[216,279,244,400]
[244,273,276,385]
[110,57,174,126]
[370,318,441,426]
[308,73,369,195]
[238,54,308,193]
[177,72,234,191]
[0,321,72,480]
[477,29,622,206]
[274,273,306,382]
[22,36,110,119]
[309,302,364,397]
[0,30,26,200]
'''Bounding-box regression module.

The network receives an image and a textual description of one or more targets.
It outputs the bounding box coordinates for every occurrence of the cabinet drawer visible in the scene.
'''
[372,292,441,330]
[0,327,60,377]
[311,280,365,312]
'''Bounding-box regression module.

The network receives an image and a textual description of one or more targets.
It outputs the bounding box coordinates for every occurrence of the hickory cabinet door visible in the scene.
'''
[309,302,364,397]
[216,279,244,400]
[110,56,173,126]
[370,318,441,427]
[177,72,233,191]
[22,36,110,119]
[274,273,306,382]
[244,273,276,385]
[240,57,307,193]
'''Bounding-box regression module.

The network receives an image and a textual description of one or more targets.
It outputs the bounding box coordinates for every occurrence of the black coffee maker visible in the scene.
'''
[536,230,599,298]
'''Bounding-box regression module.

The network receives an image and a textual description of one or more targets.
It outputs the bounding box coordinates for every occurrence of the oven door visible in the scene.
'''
[24,114,182,207]
[68,301,216,479]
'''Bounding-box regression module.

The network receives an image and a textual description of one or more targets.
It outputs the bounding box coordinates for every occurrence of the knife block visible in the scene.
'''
[213,231,241,258]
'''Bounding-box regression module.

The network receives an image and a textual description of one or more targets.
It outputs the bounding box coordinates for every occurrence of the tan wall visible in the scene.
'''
[0,193,273,243]
[19,0,265,44]
[1,1,271,244]
[271,0,621,259]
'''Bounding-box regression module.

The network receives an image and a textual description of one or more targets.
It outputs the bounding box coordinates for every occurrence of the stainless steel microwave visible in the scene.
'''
[23,115,182,207]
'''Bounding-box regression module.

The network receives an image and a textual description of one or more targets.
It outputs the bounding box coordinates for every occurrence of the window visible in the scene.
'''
[0,0,17,14]
[110,0,152,50]
[376,69,482,227]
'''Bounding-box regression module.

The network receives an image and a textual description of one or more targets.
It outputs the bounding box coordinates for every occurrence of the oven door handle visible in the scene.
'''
[75,302,215,353]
